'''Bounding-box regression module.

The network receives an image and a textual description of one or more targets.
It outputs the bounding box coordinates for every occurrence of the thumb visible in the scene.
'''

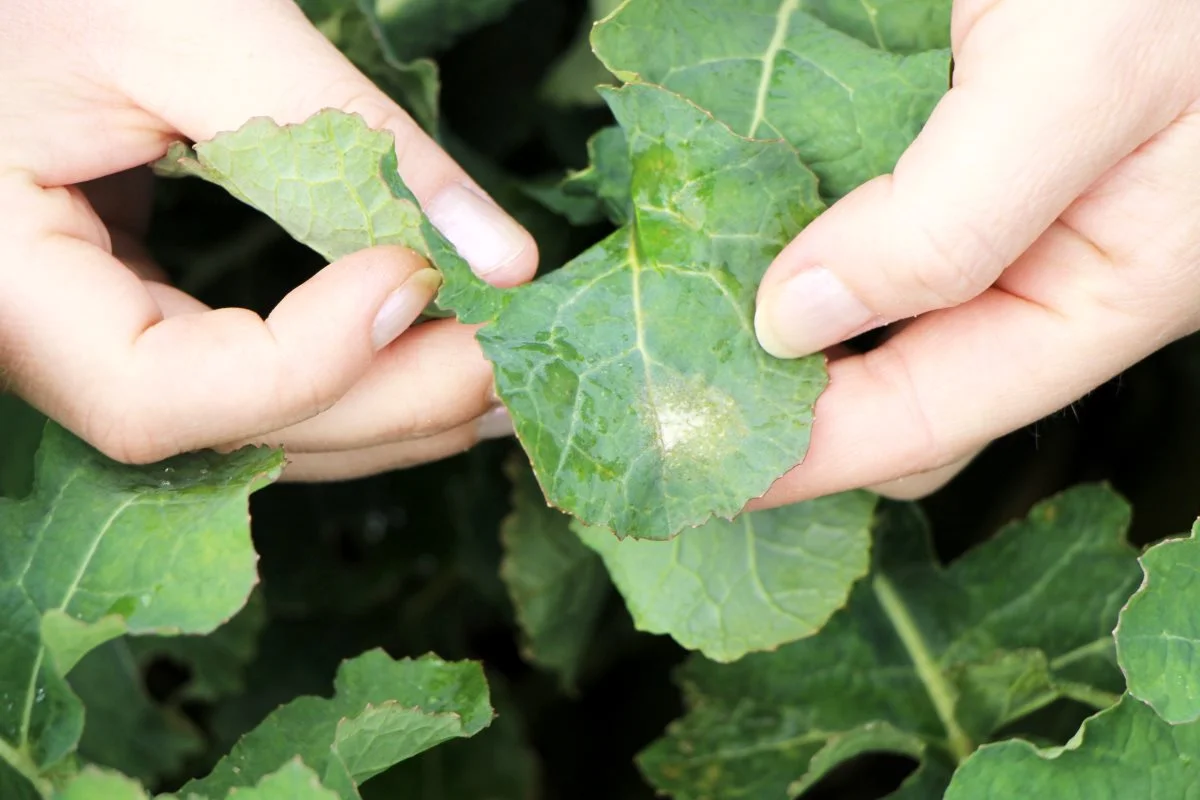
[754,0,1192,359]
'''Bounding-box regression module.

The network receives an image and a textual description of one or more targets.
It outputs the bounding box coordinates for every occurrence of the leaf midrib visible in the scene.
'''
[17,483,139,764]
[748,0,800,138]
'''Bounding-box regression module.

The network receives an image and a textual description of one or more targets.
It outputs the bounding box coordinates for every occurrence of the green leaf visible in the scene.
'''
[499,457,608,688]
[127,591,266,703]
[640,486,1142,799]
[69,641,201,784]
[479,83,827,539]
[181,649,493,800]
[0,424,281,791]
[944,696,1200,798]
[593,0,949,200]
[1116,522,1200,724]
[52,767,147,800]
[153,110,505,324]
[361,679,538,800]
[575,491,876,662]
[803,0,952,53]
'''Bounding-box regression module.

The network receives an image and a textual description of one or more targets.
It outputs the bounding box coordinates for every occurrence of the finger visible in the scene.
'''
[243,320,494,453]
[1,180,441,462]
[751,222,1194,509]
[754,0,1194,359]
[868,451,979,501]
[280,408,514,482]
[105,0,537,288]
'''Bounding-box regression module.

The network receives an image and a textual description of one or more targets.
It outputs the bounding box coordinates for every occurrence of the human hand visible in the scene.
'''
[0,0,537,479]
[752,0,1200,505]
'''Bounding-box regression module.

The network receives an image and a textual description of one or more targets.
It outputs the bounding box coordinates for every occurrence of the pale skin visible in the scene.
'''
[4,1,1199,502]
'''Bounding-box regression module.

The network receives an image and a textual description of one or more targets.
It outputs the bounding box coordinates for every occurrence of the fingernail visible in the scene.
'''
[476,405,514,440]
[755,267,878,358]
[372,268,442,351]
[426,183,528,280]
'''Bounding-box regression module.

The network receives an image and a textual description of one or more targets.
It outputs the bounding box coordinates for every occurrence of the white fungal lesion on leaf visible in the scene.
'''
[645,378,742,462]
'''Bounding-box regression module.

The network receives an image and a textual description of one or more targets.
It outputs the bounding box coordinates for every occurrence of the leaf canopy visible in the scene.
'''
[0,424,281,791]
[640,486,1143,798]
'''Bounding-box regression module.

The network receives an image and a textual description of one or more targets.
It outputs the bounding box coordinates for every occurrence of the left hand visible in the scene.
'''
[0,0,534,481]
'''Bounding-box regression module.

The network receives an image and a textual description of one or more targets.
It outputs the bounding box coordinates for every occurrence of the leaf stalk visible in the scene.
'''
[872,575,975,763]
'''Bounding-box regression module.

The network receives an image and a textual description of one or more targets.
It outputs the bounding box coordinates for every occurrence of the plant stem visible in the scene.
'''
[1050,638,1114,671]
[1056,680,1122,712]
[0,738,51,798]
[873,575,975,763]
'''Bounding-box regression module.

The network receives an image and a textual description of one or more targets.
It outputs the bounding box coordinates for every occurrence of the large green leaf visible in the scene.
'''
[593,0,949,200]
[1116,523,1200,724]
[499,458,608,688]
[575,491,876,662]
[479,83,826,539]
[640,486,1142,799]
[153,111,504,324]
[943,695,1200,798]
[0,424,281,794]
[181,649,493,800]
